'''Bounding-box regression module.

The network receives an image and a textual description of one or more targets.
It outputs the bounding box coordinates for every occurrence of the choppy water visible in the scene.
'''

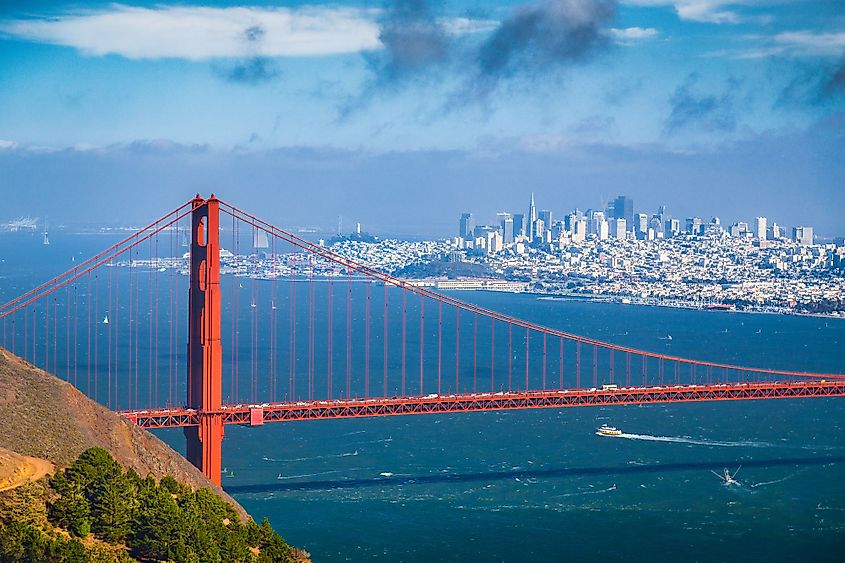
[3,232,845,562]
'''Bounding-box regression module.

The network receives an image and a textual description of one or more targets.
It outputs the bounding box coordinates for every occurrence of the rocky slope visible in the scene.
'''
[0,347,248,521]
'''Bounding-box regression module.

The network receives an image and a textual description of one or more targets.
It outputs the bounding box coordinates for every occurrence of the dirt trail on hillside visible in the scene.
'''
[0,447,54,492]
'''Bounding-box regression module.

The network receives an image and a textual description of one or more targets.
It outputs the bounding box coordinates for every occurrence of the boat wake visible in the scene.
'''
[262,450,360,463]
[750,468,808,488]
[617,433,772,448]
[557,484,618,498]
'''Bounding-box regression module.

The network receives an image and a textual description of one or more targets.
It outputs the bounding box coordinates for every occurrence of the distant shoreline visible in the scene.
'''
[441,287,845,320]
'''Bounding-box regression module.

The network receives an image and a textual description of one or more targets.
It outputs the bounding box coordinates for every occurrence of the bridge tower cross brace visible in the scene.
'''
[184,195,224,486]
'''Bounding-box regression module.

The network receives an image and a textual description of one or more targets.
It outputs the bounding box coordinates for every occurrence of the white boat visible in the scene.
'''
[596,424,622,437]
[712,466,741,486]
[102,315,109,325]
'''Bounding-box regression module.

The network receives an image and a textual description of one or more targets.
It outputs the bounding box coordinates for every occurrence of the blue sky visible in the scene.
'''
[0,1,843,235]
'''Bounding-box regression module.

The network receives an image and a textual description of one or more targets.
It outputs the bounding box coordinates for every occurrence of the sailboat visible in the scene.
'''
[102,315,109,325]
[42,217,50,246]
[711,466,741,486]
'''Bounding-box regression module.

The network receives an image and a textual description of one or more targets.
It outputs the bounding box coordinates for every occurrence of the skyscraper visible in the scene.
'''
[512,214,525,238]
[755,217,767,241]
[613,195,634,231]
[612,218,627,239]
[459,213,475,239]
[636,213,648,235]
[793,226,814,246]
[539,210,552,230]
[528,192,537,224]
[502,217,514,243]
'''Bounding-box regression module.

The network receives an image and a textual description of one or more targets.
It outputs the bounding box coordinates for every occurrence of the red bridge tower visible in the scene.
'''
[184,195,224,486]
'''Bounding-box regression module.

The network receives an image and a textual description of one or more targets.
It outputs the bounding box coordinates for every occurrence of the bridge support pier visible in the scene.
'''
[184,195,224,486]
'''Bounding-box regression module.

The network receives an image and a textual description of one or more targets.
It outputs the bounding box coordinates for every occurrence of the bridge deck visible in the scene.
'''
[122,380,845,429]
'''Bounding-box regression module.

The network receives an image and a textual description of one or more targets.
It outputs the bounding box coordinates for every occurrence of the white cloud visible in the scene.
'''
[773,30,845,56]
[623,0,762,24]
[0,140,17,150]
[440,17,498,36]
[610,27,660,42]
[707,30,845,59]
[0,4,501,60]
[0,4,383,59]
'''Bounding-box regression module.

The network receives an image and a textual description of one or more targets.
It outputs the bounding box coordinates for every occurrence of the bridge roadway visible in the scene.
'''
[122,380,845,429]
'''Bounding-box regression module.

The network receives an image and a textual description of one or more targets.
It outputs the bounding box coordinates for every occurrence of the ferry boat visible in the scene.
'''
[596,424,622,437]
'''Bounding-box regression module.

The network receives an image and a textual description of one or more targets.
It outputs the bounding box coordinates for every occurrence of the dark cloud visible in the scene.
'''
[344,0,620,115]
[666,74,737,133]
[477,0,616,80]
[218,57,279,84]
[211,25,279,85]
[339,0,451,118]
[244,25,265,43]
[375,0,451,81]
[777,58,845,108]
[822,57,845,97]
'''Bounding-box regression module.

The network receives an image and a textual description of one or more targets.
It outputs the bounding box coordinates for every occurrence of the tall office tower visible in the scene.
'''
[613,195,634,230]
[590,211,605,235]
[502,217,514,243]
[539,210,553,230]
[551,221,566,241]
[512,214,525,237]
[564,213,577,232]
[705,216,723,236]
[528,192,537,226]
[729,222,749,237]
[755,217,767,241]
[650,216,664,234]
[598,219,609,240]
[686,217,703,236]
[612,218,627,239]
[534,218,546,241]
[573,218,588,242]
[459,213,475,239]
[793,226,814,246]
[665,218,681,237]
[636,213,648,235]
[770,222,781,239]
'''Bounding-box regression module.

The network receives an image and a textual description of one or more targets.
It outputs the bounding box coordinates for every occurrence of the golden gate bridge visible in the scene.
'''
[1,195,843,486]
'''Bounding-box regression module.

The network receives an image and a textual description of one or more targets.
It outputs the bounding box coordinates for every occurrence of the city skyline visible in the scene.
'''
[456,191,822,249]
